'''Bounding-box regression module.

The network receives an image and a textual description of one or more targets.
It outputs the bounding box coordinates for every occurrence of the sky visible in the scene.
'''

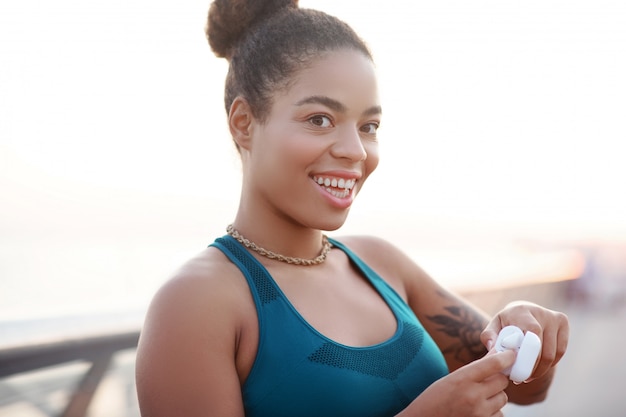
[2,0,625,241]
[0,0,625,317]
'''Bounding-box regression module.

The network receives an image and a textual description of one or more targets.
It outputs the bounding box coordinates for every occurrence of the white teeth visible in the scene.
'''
[326,187,349,198]
[313,176,356,198]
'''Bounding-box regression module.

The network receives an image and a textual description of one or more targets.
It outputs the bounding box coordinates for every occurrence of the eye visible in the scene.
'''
[309,114,333,128]
[360,122,379,135]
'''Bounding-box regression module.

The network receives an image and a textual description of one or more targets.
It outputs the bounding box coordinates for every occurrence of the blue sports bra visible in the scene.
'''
[210,235,449,417]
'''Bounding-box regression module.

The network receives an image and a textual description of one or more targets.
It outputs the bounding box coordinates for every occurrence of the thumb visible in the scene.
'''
[481,320,502,351]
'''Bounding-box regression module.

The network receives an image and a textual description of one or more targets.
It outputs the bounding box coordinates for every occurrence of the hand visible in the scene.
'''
[407,350,516,417]
[480,301,569,382]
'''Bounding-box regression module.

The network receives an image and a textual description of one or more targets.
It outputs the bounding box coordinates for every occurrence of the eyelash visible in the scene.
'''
[308,114,333,128]
[306,114,380,135]
[361,122,379,135]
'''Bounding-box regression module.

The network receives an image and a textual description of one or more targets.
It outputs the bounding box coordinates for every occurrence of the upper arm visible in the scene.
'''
[407,274,490,371]
[397,249,490,371]
[135,257,246,417]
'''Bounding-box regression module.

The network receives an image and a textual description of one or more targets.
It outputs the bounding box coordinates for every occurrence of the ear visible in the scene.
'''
[228,97,255,151]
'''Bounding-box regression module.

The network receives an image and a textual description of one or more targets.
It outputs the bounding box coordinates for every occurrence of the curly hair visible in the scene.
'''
[206,0,373,124]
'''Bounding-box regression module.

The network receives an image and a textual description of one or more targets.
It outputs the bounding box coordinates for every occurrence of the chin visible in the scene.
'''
[313,213,350,232]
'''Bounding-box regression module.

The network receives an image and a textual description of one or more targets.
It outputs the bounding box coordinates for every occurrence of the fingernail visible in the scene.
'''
[486,340,494,351]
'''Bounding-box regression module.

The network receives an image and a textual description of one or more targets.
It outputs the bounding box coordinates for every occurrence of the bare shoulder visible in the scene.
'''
[333,235,409,269]
[331,234,436,302]
[135,246,251,416]
[136,244,249,362]
[142,246,249,328]
[334,235,490,371]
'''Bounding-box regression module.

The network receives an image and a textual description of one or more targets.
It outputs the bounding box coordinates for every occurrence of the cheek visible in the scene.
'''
[279,133,327,167]
[364,143,380,176]
[259,128,323,180]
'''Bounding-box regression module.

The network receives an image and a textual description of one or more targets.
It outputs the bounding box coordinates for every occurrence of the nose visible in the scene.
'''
[330,125,367,162]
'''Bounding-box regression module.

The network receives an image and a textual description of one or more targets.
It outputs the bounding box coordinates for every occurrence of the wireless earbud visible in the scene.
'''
[495,325,542,383]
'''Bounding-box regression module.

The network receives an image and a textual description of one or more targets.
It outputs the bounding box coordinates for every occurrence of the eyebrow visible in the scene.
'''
[295,95,382,117]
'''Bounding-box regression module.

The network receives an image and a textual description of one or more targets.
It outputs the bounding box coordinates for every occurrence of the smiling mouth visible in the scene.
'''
[312,176,356,198]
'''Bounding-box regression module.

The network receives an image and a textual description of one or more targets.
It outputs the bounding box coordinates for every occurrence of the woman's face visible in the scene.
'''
[243,49,381,231]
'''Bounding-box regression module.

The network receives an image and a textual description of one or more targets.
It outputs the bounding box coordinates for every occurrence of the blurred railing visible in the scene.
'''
[0,282,573,417]
[0,247,586,417]
[0,330,139,417]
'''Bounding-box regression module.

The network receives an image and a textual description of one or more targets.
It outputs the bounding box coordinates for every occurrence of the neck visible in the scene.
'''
[230,217,327,261]
[226,224,331,266]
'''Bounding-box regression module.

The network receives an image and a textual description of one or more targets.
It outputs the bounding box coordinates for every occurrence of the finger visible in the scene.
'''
[481,320,501,351]
[464,350,516,382]
[480,372,511,403]
[554,313,570,365]
[489,409,505,417]
[532,326,557,378]
[483,372,511,393]
[486,390,509,414]
[532,316,570,379]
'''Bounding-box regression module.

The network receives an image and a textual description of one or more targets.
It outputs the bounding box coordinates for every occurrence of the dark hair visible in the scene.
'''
[206,0,373,123]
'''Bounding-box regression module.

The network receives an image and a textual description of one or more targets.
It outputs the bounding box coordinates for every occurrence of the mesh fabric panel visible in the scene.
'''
[215,237,280,305]
[308,322,425,380]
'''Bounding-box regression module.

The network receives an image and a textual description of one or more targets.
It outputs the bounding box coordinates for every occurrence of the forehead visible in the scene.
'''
[280,49,380,108]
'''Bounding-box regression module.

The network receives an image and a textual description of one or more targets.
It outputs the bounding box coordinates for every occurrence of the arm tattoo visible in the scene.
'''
[426,292,488,363]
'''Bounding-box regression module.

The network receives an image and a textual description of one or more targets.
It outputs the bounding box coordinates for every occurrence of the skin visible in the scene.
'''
[135,49,569,417]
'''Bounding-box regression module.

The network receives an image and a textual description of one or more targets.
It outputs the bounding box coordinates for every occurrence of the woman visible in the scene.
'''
[135,1,569,416]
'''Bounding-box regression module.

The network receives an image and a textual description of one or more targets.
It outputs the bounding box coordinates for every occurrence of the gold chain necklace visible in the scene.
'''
[226,224,332,266]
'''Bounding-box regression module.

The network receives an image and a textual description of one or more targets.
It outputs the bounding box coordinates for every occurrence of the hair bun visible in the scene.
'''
[206,0,299,59]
